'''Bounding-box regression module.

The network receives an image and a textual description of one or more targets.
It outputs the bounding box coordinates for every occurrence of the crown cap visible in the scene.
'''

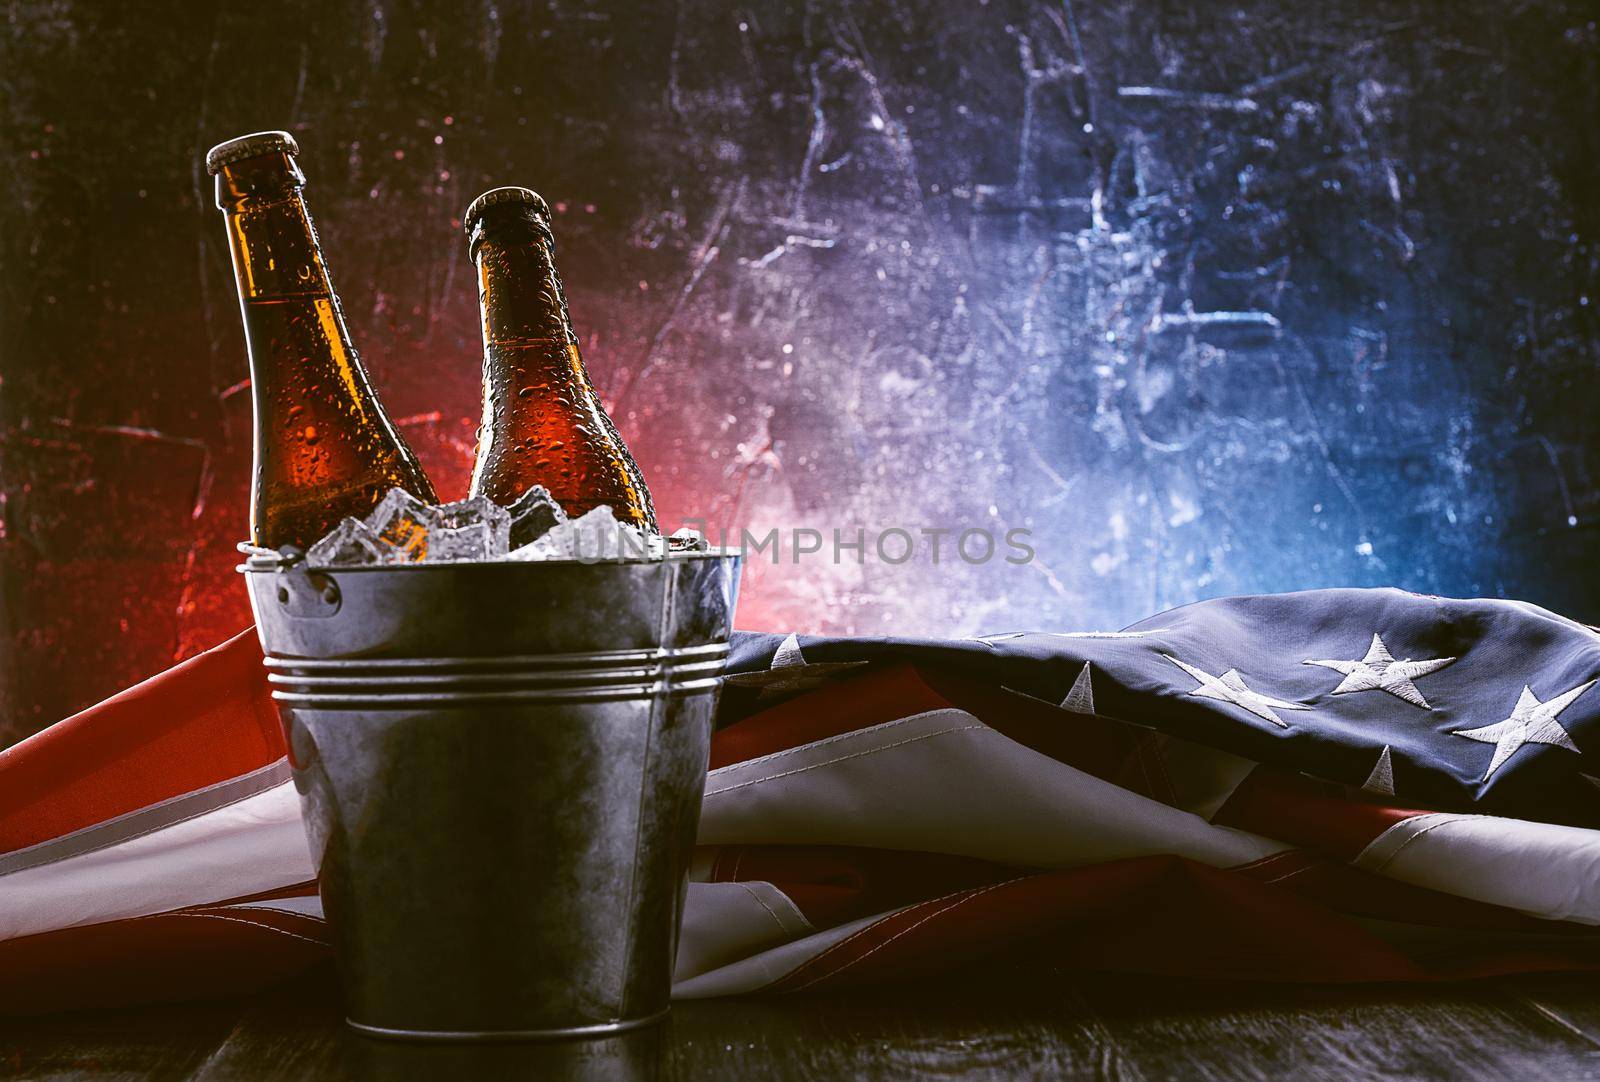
[464,186,552,234]
[205,131,300,175]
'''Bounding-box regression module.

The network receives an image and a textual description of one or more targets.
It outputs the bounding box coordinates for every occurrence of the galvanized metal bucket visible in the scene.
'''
[241,550,741,1041]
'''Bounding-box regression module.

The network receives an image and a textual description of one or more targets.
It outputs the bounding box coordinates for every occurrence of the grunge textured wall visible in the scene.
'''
[3,1,1597,742]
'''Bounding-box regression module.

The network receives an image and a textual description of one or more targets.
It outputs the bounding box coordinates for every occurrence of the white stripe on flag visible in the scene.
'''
[0,780,314,941]
[672,908,897,999]
[231,894,325,919]
[0,758,294,876]
[699,707,1285,868]
[674,880,813,984]
[1354,811,1600,926]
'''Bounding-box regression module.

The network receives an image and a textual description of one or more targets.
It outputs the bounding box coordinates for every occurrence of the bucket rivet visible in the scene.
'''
[277,587,290,604]
[321,583,339,605]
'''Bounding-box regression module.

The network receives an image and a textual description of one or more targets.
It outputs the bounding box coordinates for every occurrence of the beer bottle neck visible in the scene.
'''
[463,193,656,528]
[473,228,579,350]
[215,153,337,301]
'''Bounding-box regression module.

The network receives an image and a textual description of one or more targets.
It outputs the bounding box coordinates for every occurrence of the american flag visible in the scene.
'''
[5,586,1600,1013]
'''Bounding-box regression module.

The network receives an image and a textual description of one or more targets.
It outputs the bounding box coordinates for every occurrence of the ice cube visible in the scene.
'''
[507,505,650,562]
[307,517,393,566]
[504,485,568,549]
[424,522,496,562]
[667,527,710,553]
[433,496,512,557]
[365,488,434,562]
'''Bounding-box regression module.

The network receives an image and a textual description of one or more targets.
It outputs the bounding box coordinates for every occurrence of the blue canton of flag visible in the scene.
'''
[723,588,1600,829]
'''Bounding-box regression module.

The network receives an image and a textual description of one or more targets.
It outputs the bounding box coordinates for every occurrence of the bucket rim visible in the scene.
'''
[236,543,738,575]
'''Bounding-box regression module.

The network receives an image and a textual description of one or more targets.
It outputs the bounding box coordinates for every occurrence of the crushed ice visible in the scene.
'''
[301,487,709,567]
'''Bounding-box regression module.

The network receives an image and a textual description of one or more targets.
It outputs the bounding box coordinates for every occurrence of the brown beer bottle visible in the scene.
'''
[464,187,657,531]
[208,131,437,549]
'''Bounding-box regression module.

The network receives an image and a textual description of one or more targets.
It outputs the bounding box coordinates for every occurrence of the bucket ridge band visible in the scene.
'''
[264,642,728,671]
[265,643,730,706]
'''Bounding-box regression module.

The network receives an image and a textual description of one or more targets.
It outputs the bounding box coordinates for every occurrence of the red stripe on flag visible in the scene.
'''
[709,842,1600,951]
[1213,765,1426,860]
[765,857,1431,991]
[0,903,329,1016]
[762,856,1600,993]
[0,628,281,854]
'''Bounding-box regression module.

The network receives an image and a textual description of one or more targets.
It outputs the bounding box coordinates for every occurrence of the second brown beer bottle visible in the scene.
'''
[209,131,437,550]
[464,187,657,531]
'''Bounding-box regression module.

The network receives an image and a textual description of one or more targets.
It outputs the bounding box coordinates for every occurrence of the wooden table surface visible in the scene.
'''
[6,964,1600,1080]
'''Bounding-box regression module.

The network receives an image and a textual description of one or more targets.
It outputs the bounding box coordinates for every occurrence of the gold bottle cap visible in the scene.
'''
[463,186,552,235]
[205,131,301,175]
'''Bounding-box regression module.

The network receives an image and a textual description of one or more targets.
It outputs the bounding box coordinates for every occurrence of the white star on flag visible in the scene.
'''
[1162,654,1310,729]
[1361,745,1396,796]
[723,633,870,699]
[1060,663,1095,714]
[1303,633,1455,709]
[1452,680,1595,781]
